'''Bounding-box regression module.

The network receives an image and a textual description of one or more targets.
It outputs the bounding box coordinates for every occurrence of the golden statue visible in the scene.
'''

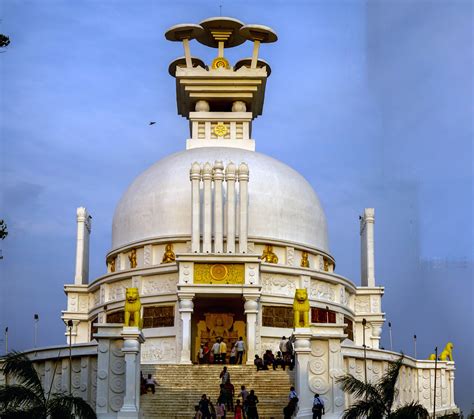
[161,243,176,264]
[293,289,310,327]
[323,257,329,272]
[206,314,233,339]
[128,249,137,269]
[109,258,116,273]
[428,342,454,361]
[301,251,310,268]
[262,245,278,264]
[124,287,142,328]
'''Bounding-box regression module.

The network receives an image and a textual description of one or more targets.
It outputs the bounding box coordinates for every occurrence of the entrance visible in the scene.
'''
[191,297,246,364]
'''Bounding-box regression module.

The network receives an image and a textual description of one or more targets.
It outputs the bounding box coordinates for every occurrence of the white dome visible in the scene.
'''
[112,147,329,252]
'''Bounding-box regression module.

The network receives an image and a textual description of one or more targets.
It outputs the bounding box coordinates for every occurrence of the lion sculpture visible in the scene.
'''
[428,342,454,361]
[293,289,310,328]
[124,287,142,328]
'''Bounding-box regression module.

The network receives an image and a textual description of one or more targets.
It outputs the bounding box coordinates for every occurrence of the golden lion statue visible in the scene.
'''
[428,342,454,361]
[124,287,142,328]
[293,289,310,327]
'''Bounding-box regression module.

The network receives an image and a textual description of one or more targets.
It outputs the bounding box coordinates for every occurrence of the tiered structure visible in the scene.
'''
[47,16,458,418]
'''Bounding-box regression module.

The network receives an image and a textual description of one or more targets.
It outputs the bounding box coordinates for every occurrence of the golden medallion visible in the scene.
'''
[211,56,230,69]
[210,264,228,281]
[213,123,228,137]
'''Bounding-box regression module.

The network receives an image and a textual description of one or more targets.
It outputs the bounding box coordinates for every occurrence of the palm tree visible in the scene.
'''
[336,356,429,419]
[0,351,96,419]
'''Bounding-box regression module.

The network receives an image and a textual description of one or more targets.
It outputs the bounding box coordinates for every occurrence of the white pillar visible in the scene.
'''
[238,162,249,253]
[225,162,236,253]
[202,162,213,253]
[293,330,313,418]
[328,338,345,417]
[251,40,261,68]
[118,327,145,418]
[74,207,92,285]
[179,296,194,364]
[360,208,375,287]
[190,162,201,253]
[244,298,258,364]
[214,161,224,253]
[182,38,192,68]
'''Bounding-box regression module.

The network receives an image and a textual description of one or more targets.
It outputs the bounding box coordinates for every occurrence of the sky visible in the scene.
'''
[1,0,472,413]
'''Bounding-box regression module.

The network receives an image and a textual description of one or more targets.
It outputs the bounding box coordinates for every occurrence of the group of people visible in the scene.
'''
[253,335,296,371]
[198,337,246,365]
[195,367,259,419]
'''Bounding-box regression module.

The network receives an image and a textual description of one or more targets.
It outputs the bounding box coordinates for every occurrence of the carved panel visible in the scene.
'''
[262,305,293,328]
[261,337,282,354]
[355,295,370,313]
[143,245,152,266]
[261,274,297,297]
[194,263,244,284]
[141,338,177,363]
[286,247,295,266]
[142,276,177,295]
[108,280,131,302]
[310,281,335,302]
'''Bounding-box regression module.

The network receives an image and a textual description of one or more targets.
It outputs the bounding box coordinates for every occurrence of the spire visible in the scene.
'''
[165,17,277,151]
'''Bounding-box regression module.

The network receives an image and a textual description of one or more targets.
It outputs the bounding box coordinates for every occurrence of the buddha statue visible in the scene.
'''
[301,251,310,268]
[109,258,116,273]
[128,249,137,269]
[161,243,176,264]
[261,245,278,264]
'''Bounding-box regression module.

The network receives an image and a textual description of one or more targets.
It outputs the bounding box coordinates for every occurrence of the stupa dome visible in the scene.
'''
[112,147,329,253]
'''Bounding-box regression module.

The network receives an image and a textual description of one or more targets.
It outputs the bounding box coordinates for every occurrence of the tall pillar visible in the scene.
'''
[328,339,345,417]
[238,162,249,253]
[225,162,236,253]
[360,208,375,287]
[190,162,201,253]
[213,161,224,253]
[202,162,213,253]
[75,207,92,284]
[118,327,145,418]
[244,297,258,364]
[179,295,194,364]
[293,330,313,418]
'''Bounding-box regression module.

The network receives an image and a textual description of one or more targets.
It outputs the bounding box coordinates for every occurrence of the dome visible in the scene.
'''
[112,147,329,253]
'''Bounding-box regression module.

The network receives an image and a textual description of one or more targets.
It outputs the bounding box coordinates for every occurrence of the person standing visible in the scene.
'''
[240,385,249,418]
[144,374,159,394]
[235,337,246,364]
[230,344,237,364]
[234,399,244,419]
[279,336,288,360]
[246,389,259,419]
[199,394,212,419]
[220,366,230,385]
[220,338,228,364]
[288,386,298,402]
[212,338,221,364]
[312,393,325,419]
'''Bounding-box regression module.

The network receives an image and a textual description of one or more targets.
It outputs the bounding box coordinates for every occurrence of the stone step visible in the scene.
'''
[140,364,295,418]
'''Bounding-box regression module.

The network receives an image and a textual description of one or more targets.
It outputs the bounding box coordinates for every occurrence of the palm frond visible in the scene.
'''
[336,374,380,401]
[1,351,45,403]
[389,401,429,418]
[0,384,44,413]
[0,404,45,419]
[48,394,97,419]
[342,398,386,419]
[376,355,403,412]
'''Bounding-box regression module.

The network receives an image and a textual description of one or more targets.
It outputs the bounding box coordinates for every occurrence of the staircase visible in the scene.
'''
[140,364,295,419]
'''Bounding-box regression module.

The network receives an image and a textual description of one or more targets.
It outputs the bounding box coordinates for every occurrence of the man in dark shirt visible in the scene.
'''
[246,389,259,419]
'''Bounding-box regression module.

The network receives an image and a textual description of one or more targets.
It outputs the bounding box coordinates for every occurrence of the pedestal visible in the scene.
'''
[118,327,145,419]
[294,328,313,419]
[179,296,194,364]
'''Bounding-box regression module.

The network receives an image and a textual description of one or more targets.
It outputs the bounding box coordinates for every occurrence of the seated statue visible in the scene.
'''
[124,287,142,328]
[293,289,310,327]
[262,245,278,264]
[162,243,176,264]
[301,251,310,268]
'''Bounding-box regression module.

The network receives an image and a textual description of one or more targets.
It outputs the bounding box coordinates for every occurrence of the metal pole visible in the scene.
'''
[433,346,438,419]
[4,327,8,354]
[34,314,39,347]
[362,318,367,385]
[388,321,393,351]
[414,334,417,359]
[68,320,73,396]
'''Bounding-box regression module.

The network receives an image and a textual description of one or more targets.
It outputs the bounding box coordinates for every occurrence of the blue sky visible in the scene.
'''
[1,0,472,413]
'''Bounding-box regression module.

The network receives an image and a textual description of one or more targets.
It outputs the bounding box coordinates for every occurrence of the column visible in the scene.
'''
[75,207,92,284]
[202,162,213,253]
[328,338,345,417]
[214,161,224,253]
[360,208,375,287]
[225,162,236,253]
[190,162,201,253]
[238,162,249,253]
[244,297,258,364]
[293,330,313,418]
[179,295,194,364]
[118,327,145,418]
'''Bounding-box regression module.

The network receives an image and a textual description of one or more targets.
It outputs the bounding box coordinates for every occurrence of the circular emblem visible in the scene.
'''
[213,123,228,137]
[211,56,230,69]
[210,264,229,281]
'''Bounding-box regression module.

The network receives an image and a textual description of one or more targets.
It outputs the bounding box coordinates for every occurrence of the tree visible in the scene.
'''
[0,220,7,240]
[0,34,10,48]
[0,351,96,419]
[336,356,429,419]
